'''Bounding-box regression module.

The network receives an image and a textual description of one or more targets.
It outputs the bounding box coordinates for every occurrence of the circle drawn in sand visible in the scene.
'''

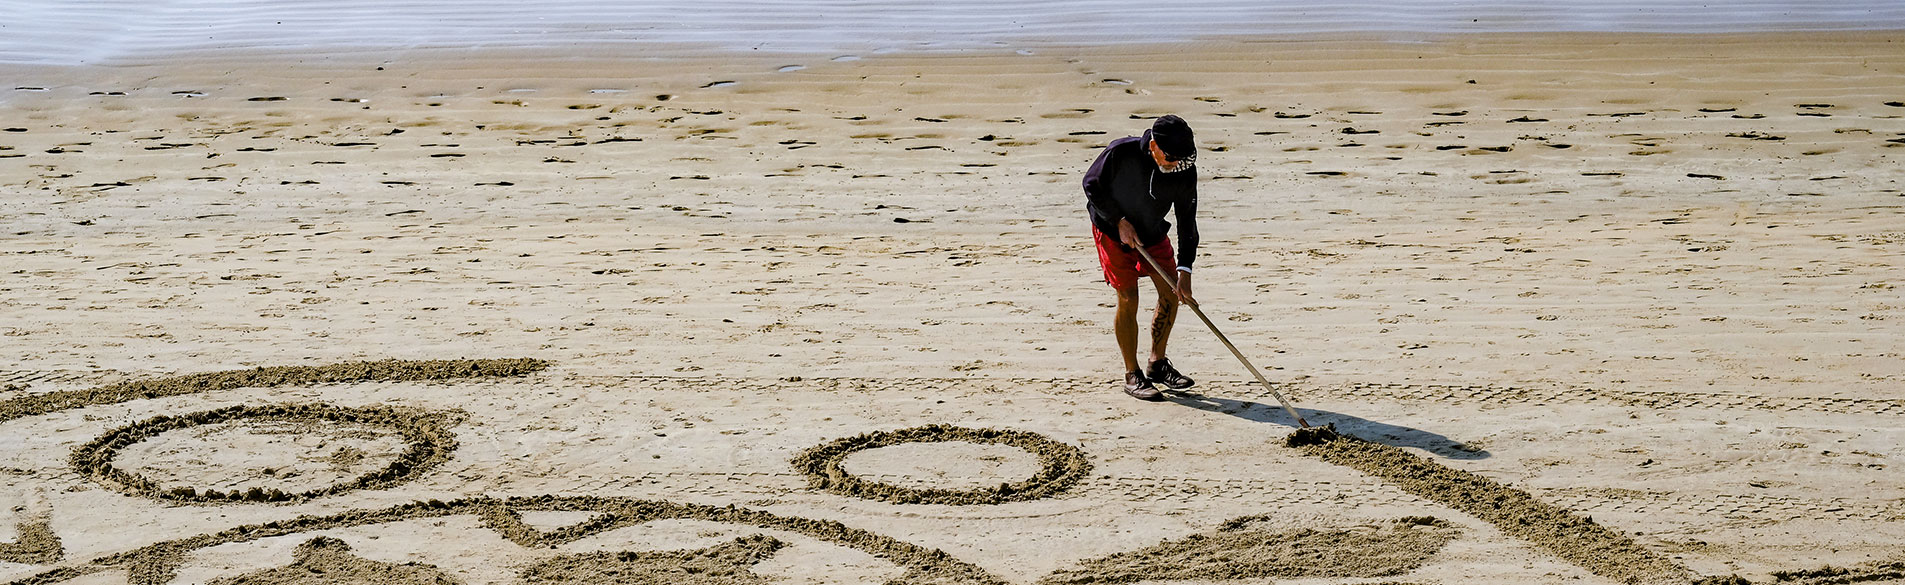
[792,424,1091,505]
[70,403,457,504]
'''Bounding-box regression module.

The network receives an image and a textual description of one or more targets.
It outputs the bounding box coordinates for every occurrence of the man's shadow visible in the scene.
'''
[1164,389,1491,460]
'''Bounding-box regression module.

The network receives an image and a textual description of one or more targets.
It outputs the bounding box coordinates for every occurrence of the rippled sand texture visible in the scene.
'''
[2,34,1900,393]
[0,33,1902,583]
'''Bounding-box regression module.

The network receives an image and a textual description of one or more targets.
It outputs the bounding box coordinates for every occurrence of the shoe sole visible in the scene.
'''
[1124,387,1164,401]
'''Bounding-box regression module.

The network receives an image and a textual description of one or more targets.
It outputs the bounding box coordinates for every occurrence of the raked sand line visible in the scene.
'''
[1038,516,1461,584]
[2,496,1008,585]
[1286,426,1711,585]
[0,519,62,566]
[0,358,549,424]
[793,424,1092,505]
[69,403,460,504]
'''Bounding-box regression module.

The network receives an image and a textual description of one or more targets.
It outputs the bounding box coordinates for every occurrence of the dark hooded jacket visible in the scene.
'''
[1083,130,1199,270]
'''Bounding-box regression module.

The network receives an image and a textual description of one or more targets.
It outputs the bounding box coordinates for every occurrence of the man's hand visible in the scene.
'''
[1175,271,1195,306]
[1117,218,1140,249]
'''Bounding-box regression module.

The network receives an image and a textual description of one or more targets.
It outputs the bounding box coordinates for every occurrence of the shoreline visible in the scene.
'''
[4,29,1905,72]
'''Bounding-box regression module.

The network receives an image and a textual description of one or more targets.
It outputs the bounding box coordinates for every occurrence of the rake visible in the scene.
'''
[1132,244,1312,428]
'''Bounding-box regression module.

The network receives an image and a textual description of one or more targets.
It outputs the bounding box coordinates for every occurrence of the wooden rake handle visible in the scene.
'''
[1131,243,1311,428]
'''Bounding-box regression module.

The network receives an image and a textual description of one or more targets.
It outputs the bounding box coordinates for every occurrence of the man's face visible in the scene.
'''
[1149,139,1194,173]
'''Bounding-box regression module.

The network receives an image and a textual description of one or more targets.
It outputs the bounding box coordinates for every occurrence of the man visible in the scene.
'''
[1084,115,1199,401]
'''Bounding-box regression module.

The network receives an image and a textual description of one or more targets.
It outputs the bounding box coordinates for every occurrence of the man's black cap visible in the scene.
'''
[1150,115,1195,158]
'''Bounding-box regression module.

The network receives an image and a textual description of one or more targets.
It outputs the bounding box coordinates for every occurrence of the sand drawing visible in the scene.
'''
[792,424,1092,505]
[69,403,459,503]
[2,496,1009,585]
[0,519,62,566]
[1038,516,1459,584]
[1286,426,1699,585]
[0,360,1893,584]
[0,359,548,425]
[205,536,457,585]
[516,534,786,585]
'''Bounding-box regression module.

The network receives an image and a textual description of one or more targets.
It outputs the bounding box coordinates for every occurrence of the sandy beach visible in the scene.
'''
[2,31,1903,585]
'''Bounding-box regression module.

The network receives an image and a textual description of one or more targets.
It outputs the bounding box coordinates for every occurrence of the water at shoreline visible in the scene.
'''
[2,0,1903,66]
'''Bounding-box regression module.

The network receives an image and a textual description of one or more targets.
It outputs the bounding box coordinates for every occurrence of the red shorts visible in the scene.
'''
[1093,226,1176,290]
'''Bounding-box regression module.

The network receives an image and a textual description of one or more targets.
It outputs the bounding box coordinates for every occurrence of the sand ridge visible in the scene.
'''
[0,519,61,566]
[791,424,1092,505]
[3,496,1011,585]
[1288,425,1696,584]
[0,359,548,424]
[1037,515,1460,583]
[69,403,460,504]
[205,536,457,585]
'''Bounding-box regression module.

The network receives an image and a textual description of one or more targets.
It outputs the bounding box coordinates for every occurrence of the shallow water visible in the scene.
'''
[2,0,1902,65]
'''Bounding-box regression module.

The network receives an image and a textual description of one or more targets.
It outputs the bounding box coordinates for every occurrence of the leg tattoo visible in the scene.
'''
[1150,301,1178,356]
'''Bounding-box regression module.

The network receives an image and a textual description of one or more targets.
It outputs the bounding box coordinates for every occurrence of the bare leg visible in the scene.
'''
[1146,271,1179,363]
[1114,286,1142,372]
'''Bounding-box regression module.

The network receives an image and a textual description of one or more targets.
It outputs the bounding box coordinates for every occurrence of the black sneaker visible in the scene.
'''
[1123,370,1162,401]
[1146,358,1195,390]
